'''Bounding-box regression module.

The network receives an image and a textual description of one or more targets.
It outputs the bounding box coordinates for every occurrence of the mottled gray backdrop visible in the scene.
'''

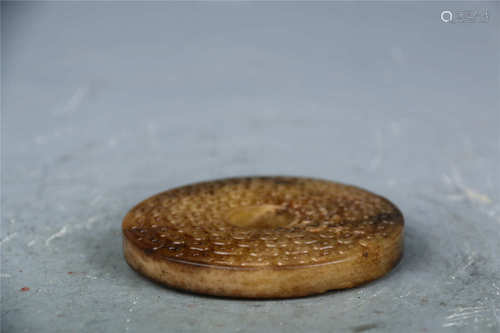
[2,1,499,332]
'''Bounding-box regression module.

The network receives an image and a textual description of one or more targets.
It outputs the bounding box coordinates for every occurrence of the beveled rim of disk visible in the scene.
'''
[122,176,404,298]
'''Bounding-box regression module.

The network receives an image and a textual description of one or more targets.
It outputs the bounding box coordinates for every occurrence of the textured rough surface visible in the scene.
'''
[2,2,499,332]
[123,177,403,297]
[124,177,403,268]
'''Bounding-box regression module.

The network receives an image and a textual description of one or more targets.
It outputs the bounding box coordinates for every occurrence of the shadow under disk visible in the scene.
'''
[85,205,431,302]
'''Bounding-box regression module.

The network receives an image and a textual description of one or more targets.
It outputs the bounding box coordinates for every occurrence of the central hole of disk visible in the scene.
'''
[225,204,294,229]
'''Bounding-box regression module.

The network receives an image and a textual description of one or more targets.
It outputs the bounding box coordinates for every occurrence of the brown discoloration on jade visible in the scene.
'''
[122,176,404,298]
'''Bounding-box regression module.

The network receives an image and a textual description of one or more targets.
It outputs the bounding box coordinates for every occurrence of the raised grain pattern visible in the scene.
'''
[122,177,404,298]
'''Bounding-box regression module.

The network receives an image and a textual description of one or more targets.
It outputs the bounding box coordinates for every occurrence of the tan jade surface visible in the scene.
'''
[122,177,404,298]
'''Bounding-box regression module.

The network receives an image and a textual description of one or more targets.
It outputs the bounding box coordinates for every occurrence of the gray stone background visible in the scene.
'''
[1,1,499,332]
